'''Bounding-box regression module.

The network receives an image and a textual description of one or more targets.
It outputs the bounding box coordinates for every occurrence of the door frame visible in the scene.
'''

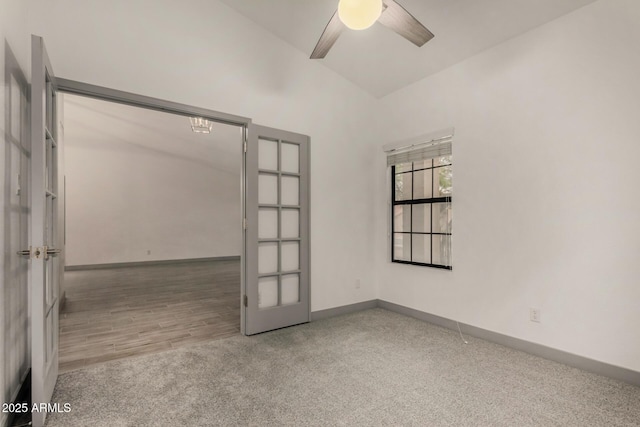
[55,78,253,334]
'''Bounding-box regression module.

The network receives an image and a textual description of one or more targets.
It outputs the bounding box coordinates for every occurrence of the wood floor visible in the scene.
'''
[59,259,240,373]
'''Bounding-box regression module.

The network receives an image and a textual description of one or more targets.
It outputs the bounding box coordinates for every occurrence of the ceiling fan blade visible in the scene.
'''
[310,10,345,59]
[379,0,434,47]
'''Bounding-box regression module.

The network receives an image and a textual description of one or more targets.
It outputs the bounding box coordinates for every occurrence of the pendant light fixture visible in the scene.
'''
[189,117,213,134]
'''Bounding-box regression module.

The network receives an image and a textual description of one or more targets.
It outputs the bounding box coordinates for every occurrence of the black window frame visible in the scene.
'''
[391,159,452,270]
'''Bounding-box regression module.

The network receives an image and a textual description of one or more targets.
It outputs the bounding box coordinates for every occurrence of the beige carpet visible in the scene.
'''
[46,309,640,426]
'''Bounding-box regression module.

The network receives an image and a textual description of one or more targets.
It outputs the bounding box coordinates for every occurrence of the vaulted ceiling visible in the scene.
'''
[219,0,598,98]
[64,94,242,175]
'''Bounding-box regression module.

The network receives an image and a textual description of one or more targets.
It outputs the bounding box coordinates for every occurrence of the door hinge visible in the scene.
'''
[243,218,247,230]
[243,141,247,153]
[243,295,248,307]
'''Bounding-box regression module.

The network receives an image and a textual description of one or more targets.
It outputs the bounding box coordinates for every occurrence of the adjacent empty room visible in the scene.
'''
[59,94,243,372]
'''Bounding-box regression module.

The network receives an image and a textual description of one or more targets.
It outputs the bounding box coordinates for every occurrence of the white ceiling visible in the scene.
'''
[64,94,243,175]
[219,0,598,98]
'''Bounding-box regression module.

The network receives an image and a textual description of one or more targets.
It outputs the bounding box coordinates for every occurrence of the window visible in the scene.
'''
[387,134,452,269]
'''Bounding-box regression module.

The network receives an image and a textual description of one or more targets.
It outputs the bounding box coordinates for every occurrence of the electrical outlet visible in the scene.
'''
[355,279,361,289]
[147,250,151,255]
[530,308,541,323]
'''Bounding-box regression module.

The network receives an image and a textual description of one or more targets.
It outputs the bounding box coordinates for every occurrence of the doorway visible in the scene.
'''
[58,93,244,372]
[25,37,311,427]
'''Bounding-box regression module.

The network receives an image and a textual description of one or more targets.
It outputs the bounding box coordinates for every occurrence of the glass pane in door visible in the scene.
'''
[258,243,278,275]
[281,209,299,238]
[281,176,299,206]
[258,277,279,309]
[281,274,300,305]
[258,208,278,239]
[259,174,278,205]
[281,143,299,173]
[281,241,299,272]
[259,138,278,171]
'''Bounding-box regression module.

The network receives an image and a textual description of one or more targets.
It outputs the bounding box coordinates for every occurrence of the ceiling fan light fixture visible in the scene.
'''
[338,0,383,30]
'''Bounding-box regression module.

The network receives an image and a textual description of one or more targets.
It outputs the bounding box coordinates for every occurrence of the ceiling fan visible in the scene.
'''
[311,0,434,59]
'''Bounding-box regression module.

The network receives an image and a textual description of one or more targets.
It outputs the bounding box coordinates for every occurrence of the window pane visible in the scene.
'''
[433,166,452,197]
[432,202,452,234]
[390,154,452,269]
[259,138,278,171]
[413,169,433,199]
[281,241,299,272]
[281,142,299,173]
[395,162,412,173]
[281,209,299,238]
[10,76,21,140]
[281,274,299,305]
[258,277,278,308]
[259,173,278,205]
[281,176,299,206]
[258,208,278,239]
[258,242,278,274]
[413,159,432,170]
[434,155,452,167]
[394,173,412,201]
[412,204,431,233]
[433,235,452,266]
[412,234,431,264]
[393,205,411,232]
[393,233,411,261]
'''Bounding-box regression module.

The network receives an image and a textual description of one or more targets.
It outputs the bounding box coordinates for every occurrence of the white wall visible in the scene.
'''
[0,0,30,423]
[27,0,379,311]
[63,95,242,266]
[374,0,640,372]
[28,0,640,374]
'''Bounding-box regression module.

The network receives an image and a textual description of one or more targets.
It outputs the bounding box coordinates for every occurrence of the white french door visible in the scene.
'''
[30,35,61,427]
[244,124,310,335]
